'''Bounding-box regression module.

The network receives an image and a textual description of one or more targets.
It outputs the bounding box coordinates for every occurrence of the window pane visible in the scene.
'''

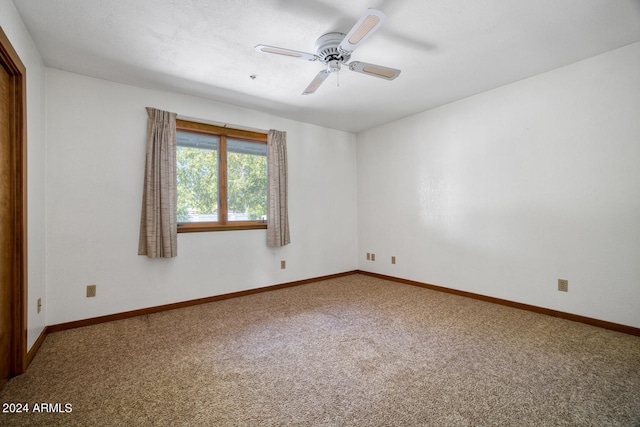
[176,130,219,223]
[226,138,267,222]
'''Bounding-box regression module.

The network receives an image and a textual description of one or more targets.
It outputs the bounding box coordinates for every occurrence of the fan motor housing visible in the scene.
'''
[315,32,350,63]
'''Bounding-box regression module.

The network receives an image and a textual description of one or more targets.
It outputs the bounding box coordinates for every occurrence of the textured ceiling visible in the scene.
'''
[13,0,640,133]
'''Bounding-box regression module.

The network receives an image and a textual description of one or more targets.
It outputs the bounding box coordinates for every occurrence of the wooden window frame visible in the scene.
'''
[176,119,268,233]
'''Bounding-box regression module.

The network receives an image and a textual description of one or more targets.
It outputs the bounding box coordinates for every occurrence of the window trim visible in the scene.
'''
[176,119,268,233]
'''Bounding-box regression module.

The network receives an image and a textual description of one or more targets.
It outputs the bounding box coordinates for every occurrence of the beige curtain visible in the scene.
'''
[138,107,178,258]
[267,129,291,247]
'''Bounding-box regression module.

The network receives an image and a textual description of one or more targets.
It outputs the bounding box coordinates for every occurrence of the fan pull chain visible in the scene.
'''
[337,70,340,88]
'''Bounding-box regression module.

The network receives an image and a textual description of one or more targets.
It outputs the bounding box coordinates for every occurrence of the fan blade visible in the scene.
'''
[348,61,401,80]
[302,70,331,95]
[254,45,318,61]
[338,8,387,54]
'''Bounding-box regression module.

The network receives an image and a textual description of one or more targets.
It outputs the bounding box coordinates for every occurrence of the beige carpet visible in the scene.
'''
[2,274,639,426]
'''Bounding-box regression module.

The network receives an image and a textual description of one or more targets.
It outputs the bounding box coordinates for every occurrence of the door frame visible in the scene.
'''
[0,26,27,381]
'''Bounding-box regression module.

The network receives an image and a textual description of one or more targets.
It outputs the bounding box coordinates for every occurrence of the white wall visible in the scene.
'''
[357,42,640,328]
[45,69,358,325]
[0,0,47,350]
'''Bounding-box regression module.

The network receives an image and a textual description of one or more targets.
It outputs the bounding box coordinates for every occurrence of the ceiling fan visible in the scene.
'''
[254,8,401,95]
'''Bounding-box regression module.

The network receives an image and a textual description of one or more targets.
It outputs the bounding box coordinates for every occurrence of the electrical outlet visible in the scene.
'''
[391,256,396,264]
[37,298,42,314]
[281,260,286,269]
[558,279,568,292]
[366,253,371,260]
[371,253,376,261]
[86,284,97,298]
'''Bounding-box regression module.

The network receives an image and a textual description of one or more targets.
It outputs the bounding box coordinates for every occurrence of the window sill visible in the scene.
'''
[177,222,267,233]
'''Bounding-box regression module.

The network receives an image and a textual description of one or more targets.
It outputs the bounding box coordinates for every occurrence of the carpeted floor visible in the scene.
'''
[1,274,639,426]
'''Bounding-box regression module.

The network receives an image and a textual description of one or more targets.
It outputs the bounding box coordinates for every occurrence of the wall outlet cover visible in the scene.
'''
[87,284,97,297]
[558,279,568,292]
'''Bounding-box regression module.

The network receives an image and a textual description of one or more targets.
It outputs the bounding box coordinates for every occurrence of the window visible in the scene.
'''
[176,119,267,232]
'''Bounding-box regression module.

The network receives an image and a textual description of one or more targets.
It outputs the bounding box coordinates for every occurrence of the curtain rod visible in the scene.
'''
[176,115,269,134]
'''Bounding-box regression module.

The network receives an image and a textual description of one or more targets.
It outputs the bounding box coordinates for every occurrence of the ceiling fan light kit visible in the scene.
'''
[254,8,401,95]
